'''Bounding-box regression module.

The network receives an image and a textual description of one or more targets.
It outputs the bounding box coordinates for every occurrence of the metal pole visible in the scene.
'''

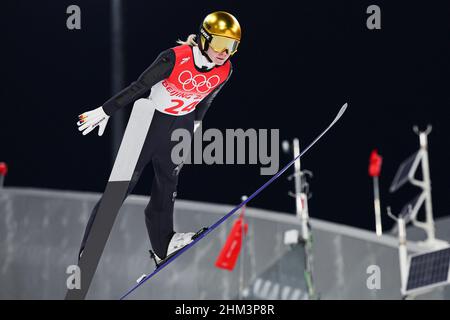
[291,139,316,299]
[373,176,382,236]
[293,139,302,219]
[386,207,408,297]
[293,139,310,241]
[419,132,436,242]
[398,216,408,295]
[110,0,125,162]
[238,195,247,300]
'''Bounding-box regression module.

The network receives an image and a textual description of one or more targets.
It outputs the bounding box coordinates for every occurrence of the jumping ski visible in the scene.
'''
[119,102,348,300]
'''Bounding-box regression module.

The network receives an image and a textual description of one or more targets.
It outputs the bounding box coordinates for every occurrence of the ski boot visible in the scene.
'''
[149,227,209,269]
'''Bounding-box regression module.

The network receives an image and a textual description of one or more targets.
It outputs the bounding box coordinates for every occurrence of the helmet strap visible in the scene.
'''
[198,26,215,63]
[202,45,214,63]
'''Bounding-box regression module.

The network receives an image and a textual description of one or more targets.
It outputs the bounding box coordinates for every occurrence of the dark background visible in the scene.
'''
[3,1,450,232]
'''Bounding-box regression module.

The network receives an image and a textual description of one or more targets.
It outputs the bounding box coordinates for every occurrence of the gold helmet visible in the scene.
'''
[199,11,241,56]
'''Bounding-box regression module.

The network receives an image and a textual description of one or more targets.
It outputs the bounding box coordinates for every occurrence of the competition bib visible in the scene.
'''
[149,45,230,116]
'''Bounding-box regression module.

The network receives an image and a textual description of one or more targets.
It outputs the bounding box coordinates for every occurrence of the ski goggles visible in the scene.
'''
[201,27,240,55]
[209,35,239,55]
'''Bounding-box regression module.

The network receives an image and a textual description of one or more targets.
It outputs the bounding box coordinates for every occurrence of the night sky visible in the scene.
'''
[3,1,450,232]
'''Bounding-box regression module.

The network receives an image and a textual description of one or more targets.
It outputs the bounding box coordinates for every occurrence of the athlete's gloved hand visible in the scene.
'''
[77,107,110,136]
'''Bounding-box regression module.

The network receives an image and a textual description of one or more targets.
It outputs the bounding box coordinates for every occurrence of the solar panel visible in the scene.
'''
[405,247,450,293]
[390,151,420,193]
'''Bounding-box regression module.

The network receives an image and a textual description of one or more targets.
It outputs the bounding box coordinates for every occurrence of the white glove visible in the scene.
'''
[77,107,110,136]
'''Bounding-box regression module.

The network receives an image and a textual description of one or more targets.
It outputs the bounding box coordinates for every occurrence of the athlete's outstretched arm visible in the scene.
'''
[102,49,175,115]
[77,49,176,136]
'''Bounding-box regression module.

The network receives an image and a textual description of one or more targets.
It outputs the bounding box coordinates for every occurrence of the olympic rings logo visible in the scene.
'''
[178,70,220,94]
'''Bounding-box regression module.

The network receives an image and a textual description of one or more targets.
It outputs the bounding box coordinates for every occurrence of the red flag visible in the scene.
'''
[215,215,248,271]
[0,162,8,177]
[368,149,382,177]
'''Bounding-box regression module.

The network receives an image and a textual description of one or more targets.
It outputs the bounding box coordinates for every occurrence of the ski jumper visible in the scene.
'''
[79,45,232,259]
